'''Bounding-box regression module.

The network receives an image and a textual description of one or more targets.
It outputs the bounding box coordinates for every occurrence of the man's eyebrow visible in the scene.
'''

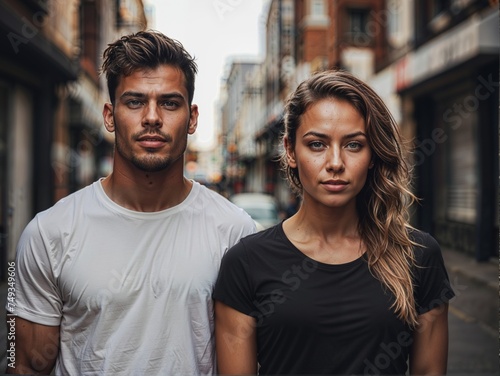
[119,92,186,100]
[120,91,146,99]
[158,93,186,100]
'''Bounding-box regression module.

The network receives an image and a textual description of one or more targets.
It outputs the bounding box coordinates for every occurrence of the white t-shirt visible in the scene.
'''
[10,180,255,375]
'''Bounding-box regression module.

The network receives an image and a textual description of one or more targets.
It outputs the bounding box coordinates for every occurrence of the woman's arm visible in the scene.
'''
[215,301,257,375]
[409,304,449,375]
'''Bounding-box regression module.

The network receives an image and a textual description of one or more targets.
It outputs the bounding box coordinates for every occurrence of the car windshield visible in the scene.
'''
[242,207,278,221]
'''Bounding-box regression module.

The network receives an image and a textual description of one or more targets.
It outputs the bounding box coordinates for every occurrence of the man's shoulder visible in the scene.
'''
[36,182,98,221]
[192,183,255,230]
[196,184,248,214]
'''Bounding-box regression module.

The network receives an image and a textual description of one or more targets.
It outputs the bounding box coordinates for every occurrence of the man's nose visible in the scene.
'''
[143,103,162,127]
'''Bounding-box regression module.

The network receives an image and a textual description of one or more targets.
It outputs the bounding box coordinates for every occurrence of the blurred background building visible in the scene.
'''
[217,0,499,261]
[0,0,149,278]
[0,0,498,280]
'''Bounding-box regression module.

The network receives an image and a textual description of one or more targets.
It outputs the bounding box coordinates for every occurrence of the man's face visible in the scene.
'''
[103,65,198,172]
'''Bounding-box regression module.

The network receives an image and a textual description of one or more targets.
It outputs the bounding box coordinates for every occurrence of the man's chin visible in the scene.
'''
[131,157,171,172]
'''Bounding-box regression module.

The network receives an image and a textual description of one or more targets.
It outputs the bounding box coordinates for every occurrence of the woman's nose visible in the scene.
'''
[326,147,345,172]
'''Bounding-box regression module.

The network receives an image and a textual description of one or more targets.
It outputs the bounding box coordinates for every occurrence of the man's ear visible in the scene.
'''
[188,104,199,135]
[103,103,115,132]
[284,136,297,168]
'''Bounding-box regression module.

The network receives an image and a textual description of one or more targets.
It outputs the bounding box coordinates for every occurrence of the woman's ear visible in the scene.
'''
[284,136,297,168]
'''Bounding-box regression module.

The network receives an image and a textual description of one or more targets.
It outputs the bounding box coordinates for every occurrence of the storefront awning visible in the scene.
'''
[395,9,499,92]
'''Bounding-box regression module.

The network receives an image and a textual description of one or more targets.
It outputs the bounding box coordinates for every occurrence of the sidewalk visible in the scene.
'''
[441,248,499,375]
[441,247,498,333]
[441,247,498,293]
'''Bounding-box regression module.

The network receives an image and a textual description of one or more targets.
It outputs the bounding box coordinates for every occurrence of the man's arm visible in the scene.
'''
[409,304,449,375]
[215,301,257,375]
[5,316,59,375]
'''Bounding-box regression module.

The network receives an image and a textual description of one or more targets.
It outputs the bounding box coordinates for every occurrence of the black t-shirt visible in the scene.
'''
[213,223,455,375]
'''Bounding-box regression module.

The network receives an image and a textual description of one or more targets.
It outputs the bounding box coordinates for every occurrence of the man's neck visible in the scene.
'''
[100,166,193,212]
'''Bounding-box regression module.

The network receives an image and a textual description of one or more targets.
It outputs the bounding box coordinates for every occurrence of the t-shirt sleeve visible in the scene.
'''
[213,239,256,316]
[412,231,455,315]
[9,216,62,326]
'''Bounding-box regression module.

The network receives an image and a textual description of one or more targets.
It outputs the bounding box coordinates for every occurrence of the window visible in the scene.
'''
[431,0,450,17]
[346,8,371,45]
[311,0,325,16]
[388,0,401,35]
[427,0,452,33]
[80,0,99,80]
[349,9,369,34]
[282,1,293,18]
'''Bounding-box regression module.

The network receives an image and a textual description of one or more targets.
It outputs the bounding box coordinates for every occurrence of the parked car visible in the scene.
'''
[230,193,281,230]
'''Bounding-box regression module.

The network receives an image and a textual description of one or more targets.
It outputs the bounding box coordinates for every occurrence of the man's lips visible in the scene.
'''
[137,135,168,148]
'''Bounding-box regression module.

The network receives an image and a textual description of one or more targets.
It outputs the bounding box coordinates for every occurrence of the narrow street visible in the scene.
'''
[444,248,499,375]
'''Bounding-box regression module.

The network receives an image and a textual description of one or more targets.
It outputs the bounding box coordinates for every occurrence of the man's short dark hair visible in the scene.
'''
[101,30,198,105]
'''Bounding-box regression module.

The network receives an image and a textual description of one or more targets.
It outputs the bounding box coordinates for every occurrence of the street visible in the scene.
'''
[447,277,498,375]
[444,248,499,375]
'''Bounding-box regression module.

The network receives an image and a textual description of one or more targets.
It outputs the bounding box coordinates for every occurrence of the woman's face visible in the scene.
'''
[285,97,372,210]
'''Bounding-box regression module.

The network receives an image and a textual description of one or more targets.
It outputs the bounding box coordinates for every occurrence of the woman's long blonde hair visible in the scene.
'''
[280,70,420,327]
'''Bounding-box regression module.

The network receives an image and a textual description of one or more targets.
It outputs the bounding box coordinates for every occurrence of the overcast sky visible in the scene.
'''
[146,0,268,150]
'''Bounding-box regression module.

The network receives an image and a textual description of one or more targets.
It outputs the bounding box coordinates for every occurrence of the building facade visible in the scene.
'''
[393,0,499,260]
[218,0,499,261]
[0,0,148,276]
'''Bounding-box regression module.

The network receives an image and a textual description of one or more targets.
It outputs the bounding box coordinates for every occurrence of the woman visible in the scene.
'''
[213,70,454,375]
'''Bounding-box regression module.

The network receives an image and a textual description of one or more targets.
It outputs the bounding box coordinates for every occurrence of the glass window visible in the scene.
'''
[346,8,371,45]
[388,0,401,35]
[349,9,369,34]
[311,0,325,16]
[431,0,450,17]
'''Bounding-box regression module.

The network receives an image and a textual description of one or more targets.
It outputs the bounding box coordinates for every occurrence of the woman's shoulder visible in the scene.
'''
[409,228,440,250]
[240,222,284,245]
[408,228,444,266]
[225,223,285,257]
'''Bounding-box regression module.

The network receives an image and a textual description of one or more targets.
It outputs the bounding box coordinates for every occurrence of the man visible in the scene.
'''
[6,30,255,375]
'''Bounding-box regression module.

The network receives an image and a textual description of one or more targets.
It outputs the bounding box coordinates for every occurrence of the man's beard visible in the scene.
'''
[129,153,174,172]
[114,134,187,172]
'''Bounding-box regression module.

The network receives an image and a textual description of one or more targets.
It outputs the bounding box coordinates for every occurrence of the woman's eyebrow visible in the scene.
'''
[343,131,367,139]
[302,131,367,139]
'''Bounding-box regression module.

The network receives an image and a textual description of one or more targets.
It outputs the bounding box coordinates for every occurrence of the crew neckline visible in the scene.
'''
[94,178,199,219]
[277,222,367,271]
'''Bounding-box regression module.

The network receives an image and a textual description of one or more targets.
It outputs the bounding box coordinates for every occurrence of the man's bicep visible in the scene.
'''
[6,316,59,375]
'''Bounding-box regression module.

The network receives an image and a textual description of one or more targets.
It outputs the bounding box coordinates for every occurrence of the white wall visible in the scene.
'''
[7,86,34,261]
